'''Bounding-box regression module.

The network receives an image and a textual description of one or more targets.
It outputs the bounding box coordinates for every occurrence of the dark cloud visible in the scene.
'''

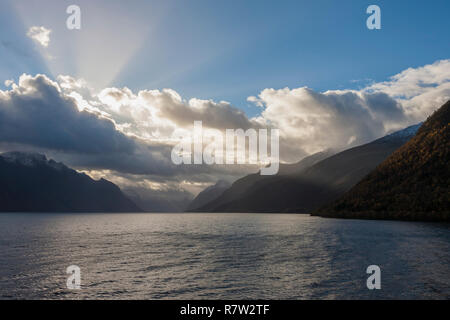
[0,74,136,154]
[363,91,406,124]
[0,74,195,177]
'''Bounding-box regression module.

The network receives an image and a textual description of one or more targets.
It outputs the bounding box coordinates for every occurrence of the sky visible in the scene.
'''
[0,0,449,210]
[2,0,450,114]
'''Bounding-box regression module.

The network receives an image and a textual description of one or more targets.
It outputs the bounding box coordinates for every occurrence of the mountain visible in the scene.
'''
[187,180,231,211]
[123,185,193,212]
[0,152,141,212]
[314,101,450,221]
[195,124,420,213]
[191,149,336,212]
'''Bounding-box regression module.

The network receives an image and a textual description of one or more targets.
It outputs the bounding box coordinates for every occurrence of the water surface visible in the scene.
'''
[0,213,449,299]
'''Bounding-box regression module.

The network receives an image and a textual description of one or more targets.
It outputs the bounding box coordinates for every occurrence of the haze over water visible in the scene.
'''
[0,213,449,299]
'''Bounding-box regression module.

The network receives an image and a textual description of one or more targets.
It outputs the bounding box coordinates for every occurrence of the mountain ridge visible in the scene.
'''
[0,151,141,212]
[314,100,450,221]
[190,150,335,212]
[187,180,231,211]
[193,124,420,213]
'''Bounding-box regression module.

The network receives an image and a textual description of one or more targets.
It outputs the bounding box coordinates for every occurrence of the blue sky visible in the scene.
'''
[1,0,450,118]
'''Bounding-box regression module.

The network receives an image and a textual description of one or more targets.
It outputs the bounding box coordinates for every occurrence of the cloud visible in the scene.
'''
[250,88,406,161]
[96,87,259,136]
[248,59,450,161]
[83,170,195,212]
[0,74,256,180]
[247,95,264,107]
[53,60,450,164]
[367,60,450,99]
[0,74,135,154]
[144,92,257,130]
[26,26,51,47]
[365,59,450,121]
[0,74,188,178]
[1,59,449,206]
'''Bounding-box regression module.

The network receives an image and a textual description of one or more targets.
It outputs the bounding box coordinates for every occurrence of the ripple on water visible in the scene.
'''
[0,213,449,299]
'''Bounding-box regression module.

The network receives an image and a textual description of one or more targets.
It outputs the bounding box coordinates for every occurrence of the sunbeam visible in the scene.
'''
[11,0,166,89]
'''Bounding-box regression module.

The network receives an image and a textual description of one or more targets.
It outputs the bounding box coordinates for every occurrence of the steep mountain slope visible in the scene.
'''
[190,150,335,212]
[315,101,450,221]
[196,124,420,213]
[187,180,231,211]
[0,152,141,212]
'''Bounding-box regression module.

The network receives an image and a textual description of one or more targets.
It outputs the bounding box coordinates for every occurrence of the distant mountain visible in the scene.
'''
[123,185,193,212]
[0,152,141,212]
[195,124,420,213]
[187,180,231,211]
[314,101,450,221]
[192,149,336,212]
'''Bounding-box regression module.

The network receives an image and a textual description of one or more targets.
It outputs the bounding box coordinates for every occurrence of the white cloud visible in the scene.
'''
[365,59,450,121]
[367,60,450,98]
[52,59,450,163]
[247,59,450,161]
[26,26,51,47]
[252,87,405,160]
[247,95,264,107]
[1,59,449,204]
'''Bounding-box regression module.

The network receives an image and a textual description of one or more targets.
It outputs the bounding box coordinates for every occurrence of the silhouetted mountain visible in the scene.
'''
[0,152,141,212]
[314,101,450,221]
[123,185,193,212]
[195,124,420,213]
[192,150,336,212]
[187,180,231,211]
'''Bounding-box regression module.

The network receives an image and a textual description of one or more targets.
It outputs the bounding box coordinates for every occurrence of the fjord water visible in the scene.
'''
[0,213,449,299]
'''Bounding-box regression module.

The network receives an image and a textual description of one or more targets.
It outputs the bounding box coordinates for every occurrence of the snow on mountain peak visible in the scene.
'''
[0,152,66,170]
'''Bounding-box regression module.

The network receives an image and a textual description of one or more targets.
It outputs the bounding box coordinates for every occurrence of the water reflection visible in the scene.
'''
[0,213,448,299]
